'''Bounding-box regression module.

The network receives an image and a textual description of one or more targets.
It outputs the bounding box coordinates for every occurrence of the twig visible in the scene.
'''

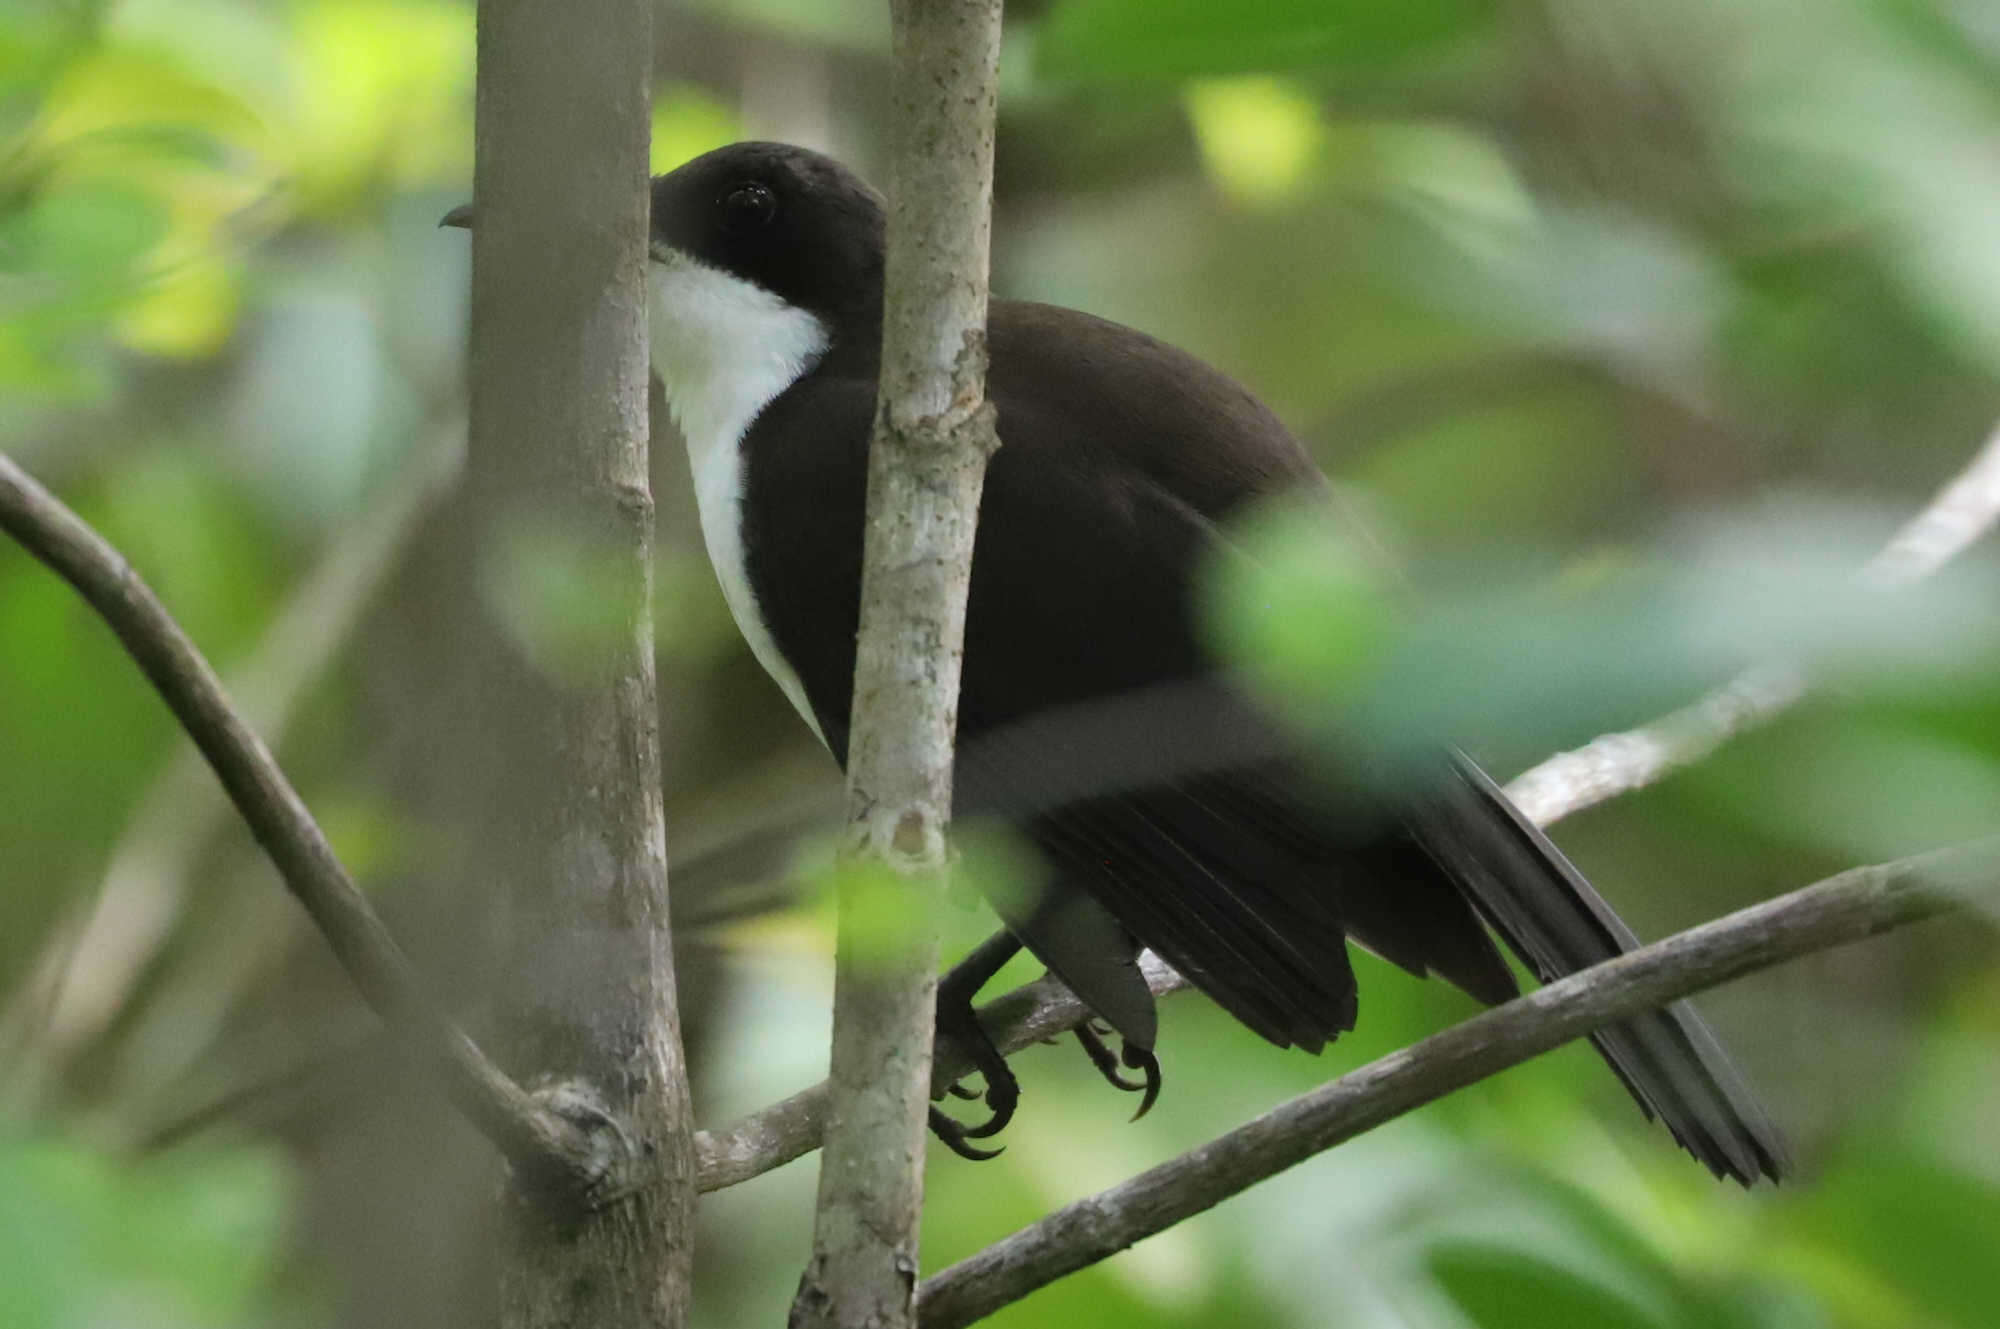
[916,841,1999,1329]
[696,954,1185,1191]
[1502,663,1806,828]
[793,1,1005,1327]
[1,428,462,1087]
[0,452,610,1205]
[1861,424,2000,587]
[1507,422,2000,827]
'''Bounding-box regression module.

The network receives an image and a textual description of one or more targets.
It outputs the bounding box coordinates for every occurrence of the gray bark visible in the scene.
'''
[466,2,695,1325]
[791,2,1005,1327]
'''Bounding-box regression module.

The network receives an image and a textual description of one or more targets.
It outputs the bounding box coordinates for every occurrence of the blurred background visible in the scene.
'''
[3,0,1999,1326]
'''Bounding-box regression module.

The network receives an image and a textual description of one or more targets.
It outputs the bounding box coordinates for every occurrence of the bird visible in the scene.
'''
[455,140,1787,1183]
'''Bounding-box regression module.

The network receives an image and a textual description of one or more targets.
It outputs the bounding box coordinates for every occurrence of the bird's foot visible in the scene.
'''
[927,1105,1005,1161]
[1074,1020,1162,1121]
[929,998,1021,1160]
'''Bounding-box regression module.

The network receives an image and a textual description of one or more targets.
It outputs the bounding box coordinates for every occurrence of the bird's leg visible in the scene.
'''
[1073,1021,1163,1120]
[928,929,1024,1159]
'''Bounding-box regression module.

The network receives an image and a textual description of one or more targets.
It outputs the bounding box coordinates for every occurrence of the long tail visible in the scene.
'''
[1414,754,1790,1185]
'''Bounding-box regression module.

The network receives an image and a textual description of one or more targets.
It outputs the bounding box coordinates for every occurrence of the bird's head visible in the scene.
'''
[444,142,886,450]
[644,142,884,445]
[648,140,886,331]
[441,141,885,319]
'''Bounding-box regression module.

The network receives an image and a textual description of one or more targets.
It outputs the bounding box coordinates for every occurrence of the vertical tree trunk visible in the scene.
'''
[466,3,695,1326]
[792,2,1005,1327]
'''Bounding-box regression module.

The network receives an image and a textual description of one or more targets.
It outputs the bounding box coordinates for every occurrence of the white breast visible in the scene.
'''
[649,250,832,745]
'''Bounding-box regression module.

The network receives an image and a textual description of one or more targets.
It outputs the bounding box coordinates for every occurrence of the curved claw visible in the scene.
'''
[958,1065,1020,1139]
[928,1105,1005,1161]
[1074,1024,1150,1093]
[934,986,1024,1144]
[1121,1042,1162,1122]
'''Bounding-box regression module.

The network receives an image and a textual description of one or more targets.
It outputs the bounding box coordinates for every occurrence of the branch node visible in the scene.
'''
[892,809,933,863]
[511,1077,642,1219]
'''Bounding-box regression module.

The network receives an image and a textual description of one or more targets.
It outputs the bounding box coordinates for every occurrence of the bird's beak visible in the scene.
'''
[443,200,667,259]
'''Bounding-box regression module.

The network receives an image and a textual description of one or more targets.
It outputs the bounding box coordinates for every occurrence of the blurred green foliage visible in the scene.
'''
[0,1131,295,1329]
[3,1,1998,1328]
[1035,0,1496,81]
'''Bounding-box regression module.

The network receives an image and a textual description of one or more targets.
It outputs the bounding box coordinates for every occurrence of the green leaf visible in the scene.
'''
[1036,0,1496,81]
[285,0,475,213]
[0,179,166,280]
[1687,713,2000,864]
[651,82,742,176]
[1183,77,1324,206]
[1431,1243,1671,1329]
[1200,497,1396,726]
[30,40,262,166]
[1794,1147,2000,1329]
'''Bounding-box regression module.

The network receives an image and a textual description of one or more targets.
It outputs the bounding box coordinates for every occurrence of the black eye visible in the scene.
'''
[720,181,776,229]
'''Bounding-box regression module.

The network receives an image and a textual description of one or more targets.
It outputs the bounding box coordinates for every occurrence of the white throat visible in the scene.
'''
[649,249,831,743]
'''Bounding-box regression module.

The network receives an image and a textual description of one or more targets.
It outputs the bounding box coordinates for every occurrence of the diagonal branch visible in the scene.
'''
[916,841,1999,1329]
[1859,422,2000,588]
[0,451,615,1208]
[1507,421,2000,828]
[1,427,462,1088]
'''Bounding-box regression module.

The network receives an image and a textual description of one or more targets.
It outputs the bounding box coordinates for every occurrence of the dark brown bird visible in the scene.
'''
[615,141,1785,1182]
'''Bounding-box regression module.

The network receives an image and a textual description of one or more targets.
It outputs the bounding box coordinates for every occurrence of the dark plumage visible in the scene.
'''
[649,141,1787,1183]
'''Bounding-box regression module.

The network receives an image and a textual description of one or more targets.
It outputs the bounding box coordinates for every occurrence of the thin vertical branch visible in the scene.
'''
[466,1,695,1325]
[792,2,1005,1327]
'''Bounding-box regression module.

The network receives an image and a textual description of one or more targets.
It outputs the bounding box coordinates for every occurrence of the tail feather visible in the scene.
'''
[1416,754,1790,1184]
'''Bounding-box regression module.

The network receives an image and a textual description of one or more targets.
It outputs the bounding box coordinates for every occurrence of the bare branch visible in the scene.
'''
[1,428,462,1087]
[793,1,1004,1326]
[0,452,610,1206]
[1508,423,2000,827]
[696,955,1185,1191]
[917,841,1999,1329]
[1503,664,1806,828]
[1862,424,2000,587]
